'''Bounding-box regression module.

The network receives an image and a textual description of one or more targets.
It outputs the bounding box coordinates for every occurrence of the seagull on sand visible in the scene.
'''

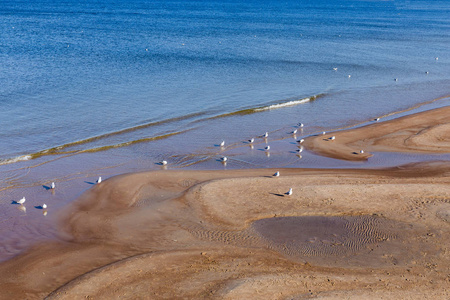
[273,171,280,177]
[51,182,55,189]
[329,136,336,141]
[220,141,225,147]
[322,131,326,135]
[360,150,364,154]
[285,188,293,196]
[17,197,26,205]
[97,176,102,184]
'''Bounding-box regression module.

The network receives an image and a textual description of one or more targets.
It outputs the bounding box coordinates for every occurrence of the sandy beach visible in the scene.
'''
[0,106,449,299]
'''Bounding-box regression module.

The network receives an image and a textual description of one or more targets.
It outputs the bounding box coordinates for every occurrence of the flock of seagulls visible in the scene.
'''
[14,177,103,215]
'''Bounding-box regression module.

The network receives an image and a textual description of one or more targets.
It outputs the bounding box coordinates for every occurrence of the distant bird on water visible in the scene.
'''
[17,197,26,205]
[298,123,304,128]
[297,139,305,144]
[374,118,380,122]
[265,146,271,151]
[248,138,254,143]
[263,132,269,138]
[51,182,55,189]
[220,156,228,162]
[160,160,168,166]
[333,67,338,71]
[97,176,102,184]
[291,129,298,134]
[273,171,280,177]
[220,141,225,147]
[42,204,47,209]
[322,131,326,135]
[285,188,293,196]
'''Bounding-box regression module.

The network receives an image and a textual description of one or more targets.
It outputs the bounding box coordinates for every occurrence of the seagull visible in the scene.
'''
[322,131,326,135]
[394,78,398,82]
[220,156,228,162]
[220,141,225,147]
[17,197,26,205]
[273,171,280,177]
[160,160,168,165]
[263,132,268,138]
[248,138,254,143]
[360,150,364,154]
[435,57,438,60]
[333,67,338,71]
[291,129,298,134]
[374,118,380,121]
[296,148,303,153]
[265,146,271,151]
[329,136,336,141]
[297,139,304,144]
[97,176,102,184]
[285,188,293,196]
[348,75,351,78]
[51,182,55,189]
[298,123,304,128]
[42,204,47,209]
[425,71,429,74]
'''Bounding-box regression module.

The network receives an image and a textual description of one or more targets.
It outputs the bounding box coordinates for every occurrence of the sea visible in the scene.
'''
[0,0,449,261]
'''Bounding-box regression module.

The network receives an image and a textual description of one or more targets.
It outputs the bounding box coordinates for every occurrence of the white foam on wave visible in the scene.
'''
[0,155,32,166]
[254,97,311,112]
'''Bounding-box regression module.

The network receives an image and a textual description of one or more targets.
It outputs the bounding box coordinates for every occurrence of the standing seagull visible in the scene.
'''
[160,160,168,166]
[265,145,271,151]
[273,171,280,177]
[291,129,298,134]
[297,139,304,144]
[97,176,102,184]
[374,118,380,122]
[17,197,26,205]
[220,156,228,162]
[360,150,364,154]
[263,132,269,138]
[51,182,55,189]
[248,138,254,143]
[220,141,225,147]
[298,123,304,128]
[42,204,47,209]
[329,136,336,141]
[285,188,293,196]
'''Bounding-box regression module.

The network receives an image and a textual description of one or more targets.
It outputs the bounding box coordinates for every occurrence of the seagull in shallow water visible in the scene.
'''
[285,188,293,196]
[42,204,47,209]
[51,182,55,189]
[425,71,429,74]
[291,129,298,134]
[263,132,269,138]
[394,78,398,82]
[17,197,26,204]
[220,141,225,147]
[435,57,438,60]
[248,138,254,143]
[329,136,336,141]
[296,147,303,153]
[160,160,168,166]
[333,67,338,71]
[265,145,271,151]
[220,156,228,162]
[298,123,304,128]
[374,118,380,122]
[273,171,280,177]
[97,176,102,184]
[297,139,305,144]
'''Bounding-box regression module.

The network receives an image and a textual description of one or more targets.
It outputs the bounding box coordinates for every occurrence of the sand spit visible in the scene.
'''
[303,106,450,161]
[0,107,449,299]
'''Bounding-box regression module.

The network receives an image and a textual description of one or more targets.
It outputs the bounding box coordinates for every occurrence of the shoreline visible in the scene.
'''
[0,106,449,299]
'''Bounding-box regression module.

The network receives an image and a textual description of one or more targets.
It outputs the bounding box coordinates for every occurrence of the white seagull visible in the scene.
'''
[285,188,293,196]
[220,141,225,147]
[374,118,380,122]
[298,123,304,128]
[273,171,280,177]
[265,146,271,151]
[51,182,55,189]
[97,176,102,184]
[322,131,326,135]
[329,136,336,141]
[296,148,303,153]
[435,57,438,60]
[248,138,254,143]
[394,78,398,82]
[42,204,47,209]
[348,74,351,78]
[291,129,298,134]
[160,160,168,166]
[263,132,269,138]
[360,150,364,154]
[333,67,338,71]
[297,139,305,144]
[220,156,228,162]
[17,197,26,205]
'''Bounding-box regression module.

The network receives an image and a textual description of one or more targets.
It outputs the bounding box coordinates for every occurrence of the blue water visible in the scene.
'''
[0,0,449,163]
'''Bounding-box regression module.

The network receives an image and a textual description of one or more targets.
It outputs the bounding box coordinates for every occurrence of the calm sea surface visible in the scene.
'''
[1,0,449,164]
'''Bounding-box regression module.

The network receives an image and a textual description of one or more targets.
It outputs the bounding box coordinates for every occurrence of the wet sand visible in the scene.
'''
[0,107,449,299]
